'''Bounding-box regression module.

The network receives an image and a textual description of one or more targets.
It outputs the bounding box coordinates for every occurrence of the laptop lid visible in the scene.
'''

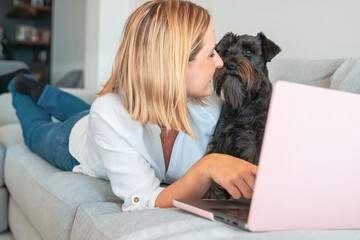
[248,80,360,231]
[174,81,360,232]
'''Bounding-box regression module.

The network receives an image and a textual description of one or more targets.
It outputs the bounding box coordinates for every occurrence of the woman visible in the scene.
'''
[9,0,257,212]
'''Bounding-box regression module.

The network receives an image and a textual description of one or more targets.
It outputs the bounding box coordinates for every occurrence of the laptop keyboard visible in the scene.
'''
[211,207,250,222]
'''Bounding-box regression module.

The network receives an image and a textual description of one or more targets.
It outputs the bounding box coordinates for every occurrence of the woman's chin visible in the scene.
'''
[186,88,213,101]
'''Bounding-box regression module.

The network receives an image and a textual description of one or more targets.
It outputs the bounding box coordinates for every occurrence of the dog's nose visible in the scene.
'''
[227,61,236,70]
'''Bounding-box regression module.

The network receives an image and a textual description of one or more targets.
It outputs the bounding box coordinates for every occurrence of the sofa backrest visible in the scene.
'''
[268,58,345,88]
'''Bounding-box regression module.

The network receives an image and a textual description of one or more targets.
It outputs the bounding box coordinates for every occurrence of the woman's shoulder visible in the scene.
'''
[92,92,121,107]
[91,93,127,116]
[89,93,142,135]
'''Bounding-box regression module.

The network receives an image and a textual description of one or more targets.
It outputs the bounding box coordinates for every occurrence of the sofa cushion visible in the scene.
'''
[0,188,8,233]
[329,58,360,94]
[268,58,345,88]
[4,143,121,240]
[8,196,40,240]
[70,202,360,240]
[71,202,224,240]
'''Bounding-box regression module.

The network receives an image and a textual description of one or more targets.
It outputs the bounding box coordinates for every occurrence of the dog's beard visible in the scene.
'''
[213,59,269,110]
[213,70,236,102]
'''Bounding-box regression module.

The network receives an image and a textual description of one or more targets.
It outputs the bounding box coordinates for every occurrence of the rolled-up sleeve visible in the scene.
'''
[88,98,165,212]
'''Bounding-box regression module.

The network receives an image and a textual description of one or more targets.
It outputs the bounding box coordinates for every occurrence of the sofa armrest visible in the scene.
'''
[0,145,4,187]
[0,93,17,126]
[0,89,96,127]
[0,60,29,75]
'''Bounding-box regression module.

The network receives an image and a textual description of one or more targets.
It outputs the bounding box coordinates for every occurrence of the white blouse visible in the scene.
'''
[69,93,221,212]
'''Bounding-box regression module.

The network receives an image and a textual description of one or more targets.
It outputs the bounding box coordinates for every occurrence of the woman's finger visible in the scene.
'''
[234,177,253,199]
[224,183,243,199]
[249,163,258,177]
[241,168,257,191]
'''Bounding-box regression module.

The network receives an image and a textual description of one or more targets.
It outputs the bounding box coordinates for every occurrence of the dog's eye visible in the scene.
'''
[222,49,230,56]
[246,50,253,57]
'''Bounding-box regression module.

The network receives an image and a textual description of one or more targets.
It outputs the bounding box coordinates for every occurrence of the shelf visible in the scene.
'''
[2,0,52,84]
[6,4,51,18]
[14,40,50,47]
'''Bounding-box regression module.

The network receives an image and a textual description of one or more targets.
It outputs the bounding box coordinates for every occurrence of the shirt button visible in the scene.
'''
[134,197,139,203]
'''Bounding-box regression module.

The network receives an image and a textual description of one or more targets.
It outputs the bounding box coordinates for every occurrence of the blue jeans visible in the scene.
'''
[8,75,90,171]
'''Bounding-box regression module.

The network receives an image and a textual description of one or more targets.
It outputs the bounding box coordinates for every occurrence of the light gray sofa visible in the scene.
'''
[1,58,360,240]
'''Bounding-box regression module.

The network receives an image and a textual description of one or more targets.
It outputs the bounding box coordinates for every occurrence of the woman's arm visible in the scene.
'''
[155,153,258,208]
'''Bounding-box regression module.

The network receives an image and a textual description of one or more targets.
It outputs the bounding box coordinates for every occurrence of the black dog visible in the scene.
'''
[203,32,281,199]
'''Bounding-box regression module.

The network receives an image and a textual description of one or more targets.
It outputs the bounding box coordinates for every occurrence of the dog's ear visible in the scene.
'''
[257,32,281,62]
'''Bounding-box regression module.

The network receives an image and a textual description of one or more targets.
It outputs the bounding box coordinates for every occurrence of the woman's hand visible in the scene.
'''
[198,153,258,199]
[155,153,258,208]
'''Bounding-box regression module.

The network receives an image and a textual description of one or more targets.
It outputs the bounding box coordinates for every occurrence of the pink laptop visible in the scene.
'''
[174,80,360,232]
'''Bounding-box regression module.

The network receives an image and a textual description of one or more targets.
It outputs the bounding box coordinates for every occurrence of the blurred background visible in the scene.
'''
[0,0,359,91]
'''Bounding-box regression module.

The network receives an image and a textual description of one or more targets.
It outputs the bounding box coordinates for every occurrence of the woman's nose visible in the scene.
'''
[215,52,224,68]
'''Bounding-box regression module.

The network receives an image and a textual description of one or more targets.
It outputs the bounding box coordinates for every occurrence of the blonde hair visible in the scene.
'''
[98,0,211,138]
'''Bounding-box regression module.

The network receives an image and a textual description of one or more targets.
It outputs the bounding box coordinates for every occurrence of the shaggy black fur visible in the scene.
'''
[203,32,281,199]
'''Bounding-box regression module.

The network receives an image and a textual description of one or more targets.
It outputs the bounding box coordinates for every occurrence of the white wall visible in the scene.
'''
[52,0,360,91]
[51,0,86,84]
[83,0,132,90]
[126,0,360,60]
[204,0,360,60]
[82,0,99,91]
[52,0,130,90]
[96,0,131,90]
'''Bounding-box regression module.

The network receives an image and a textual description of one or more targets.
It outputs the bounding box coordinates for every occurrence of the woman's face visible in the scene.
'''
[186,23,223,101]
